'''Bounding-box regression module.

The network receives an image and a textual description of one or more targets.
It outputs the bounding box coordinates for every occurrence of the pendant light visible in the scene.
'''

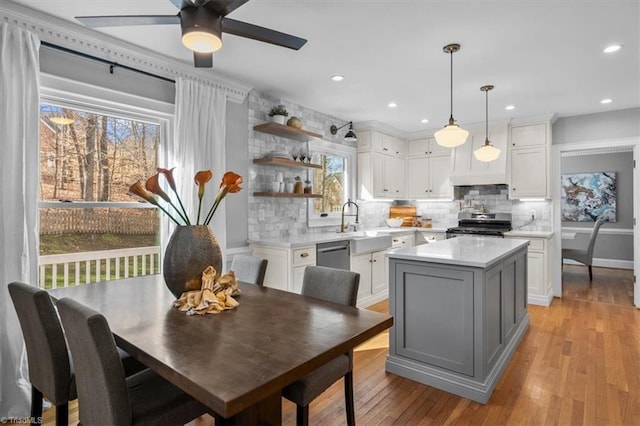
[474,85,501,162]
[434,43,469,148]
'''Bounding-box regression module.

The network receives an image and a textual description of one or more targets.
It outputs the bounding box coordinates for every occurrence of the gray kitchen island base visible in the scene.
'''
[385,238,530,404]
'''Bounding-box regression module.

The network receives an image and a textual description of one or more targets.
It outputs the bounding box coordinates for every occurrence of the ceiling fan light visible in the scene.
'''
[182,30,222,53]
[474,142,501,162]
[434,123,469,148]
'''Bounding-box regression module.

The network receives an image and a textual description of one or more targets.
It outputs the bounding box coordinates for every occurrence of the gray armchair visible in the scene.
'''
[282,266,360,426]
[562,217,606,280]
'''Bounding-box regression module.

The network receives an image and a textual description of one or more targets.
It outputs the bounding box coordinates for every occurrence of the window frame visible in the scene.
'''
[307,139,356,228]
[39,73,175,241]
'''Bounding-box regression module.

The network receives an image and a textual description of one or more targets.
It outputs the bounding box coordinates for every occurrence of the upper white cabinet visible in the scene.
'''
[357,129,407,200]
[407,137,451,157]
[407,154,452,199]
[449,126,509,186]
[509,122,550,199]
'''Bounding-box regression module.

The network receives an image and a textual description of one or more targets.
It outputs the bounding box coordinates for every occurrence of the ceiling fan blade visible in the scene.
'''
[222,18,307,50]
[75,15,180,28]
[194,51,213,68]
[204,0,250,16]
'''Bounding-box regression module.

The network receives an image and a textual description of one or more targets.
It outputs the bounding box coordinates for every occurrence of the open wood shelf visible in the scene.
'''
[253,122,323,142]
[253,157,322,169]
[253,192,322,198]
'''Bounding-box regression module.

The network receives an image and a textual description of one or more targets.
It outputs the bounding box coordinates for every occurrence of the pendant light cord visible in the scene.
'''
[485,88,489,143]
[449,49,454,122]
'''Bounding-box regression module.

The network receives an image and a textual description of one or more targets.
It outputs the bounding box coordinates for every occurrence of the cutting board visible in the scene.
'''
[389,206,417,226]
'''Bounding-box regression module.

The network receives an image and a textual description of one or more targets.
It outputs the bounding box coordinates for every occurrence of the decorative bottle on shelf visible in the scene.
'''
[294,176,303,194]
[304,179,312,194]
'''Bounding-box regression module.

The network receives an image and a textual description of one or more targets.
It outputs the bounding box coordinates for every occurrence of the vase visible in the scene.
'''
[270,115,286,125]
[163,225,222,298]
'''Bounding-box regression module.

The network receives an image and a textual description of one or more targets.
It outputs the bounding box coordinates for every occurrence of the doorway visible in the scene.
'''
[551,137,639,307]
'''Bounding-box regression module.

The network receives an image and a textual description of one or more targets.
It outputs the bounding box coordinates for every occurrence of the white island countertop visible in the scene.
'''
[386,236,530,268]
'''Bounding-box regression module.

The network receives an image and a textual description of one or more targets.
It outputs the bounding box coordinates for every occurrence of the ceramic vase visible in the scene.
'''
[163,225,222,298]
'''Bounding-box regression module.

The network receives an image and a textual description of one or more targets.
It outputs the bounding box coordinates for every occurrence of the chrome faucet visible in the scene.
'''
[340,199,359,233]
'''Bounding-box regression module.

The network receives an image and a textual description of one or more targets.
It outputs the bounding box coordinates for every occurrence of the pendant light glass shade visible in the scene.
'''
[474,85,500,162]
[435,43,468,148]
[434,122,469,148]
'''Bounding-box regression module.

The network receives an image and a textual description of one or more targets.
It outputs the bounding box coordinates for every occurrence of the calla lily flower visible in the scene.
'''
[127,180,181,225]
[194,170,213,224]
[128,167,242,227]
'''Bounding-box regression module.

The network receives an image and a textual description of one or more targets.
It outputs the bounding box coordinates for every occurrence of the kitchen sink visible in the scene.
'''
[349,234,393,255]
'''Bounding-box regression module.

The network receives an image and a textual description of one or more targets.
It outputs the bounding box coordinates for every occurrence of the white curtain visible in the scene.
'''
[171,78,228,264]
[0,23,41,418]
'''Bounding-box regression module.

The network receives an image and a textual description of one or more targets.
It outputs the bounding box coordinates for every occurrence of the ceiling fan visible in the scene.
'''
[75,0,307,68]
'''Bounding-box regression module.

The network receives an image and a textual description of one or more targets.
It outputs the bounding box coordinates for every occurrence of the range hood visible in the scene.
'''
[448,124,508,186]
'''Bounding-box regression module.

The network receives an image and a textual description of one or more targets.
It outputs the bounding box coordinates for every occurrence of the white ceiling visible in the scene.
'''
[10,0,640,134]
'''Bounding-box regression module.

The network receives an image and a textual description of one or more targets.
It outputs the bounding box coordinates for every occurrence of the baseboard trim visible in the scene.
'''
[563,258,634,270]
[528,288,554,307]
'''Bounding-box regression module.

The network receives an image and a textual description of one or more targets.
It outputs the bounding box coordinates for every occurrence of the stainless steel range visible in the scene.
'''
[446,212,512,238]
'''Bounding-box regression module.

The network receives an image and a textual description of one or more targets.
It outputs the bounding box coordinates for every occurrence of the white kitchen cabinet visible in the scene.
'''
[391,233,414,249]
[504,236,552,306]
[408,137,450,157]
[249,244,315,293]
[509,122,550,199]
[359,151,406,200]
[510,146,548,198]
[407,155,452,199]
[351,249,387,307]
[510,123,547,148]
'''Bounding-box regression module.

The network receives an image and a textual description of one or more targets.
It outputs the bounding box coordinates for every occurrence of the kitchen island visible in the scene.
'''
[385,237,530,404]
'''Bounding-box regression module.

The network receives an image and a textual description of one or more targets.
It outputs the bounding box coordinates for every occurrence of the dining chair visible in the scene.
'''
[230,254,268,286]
[56,296,210,426]
[282,266,360,426]
[562,217,606,281]
[8,282,146,426]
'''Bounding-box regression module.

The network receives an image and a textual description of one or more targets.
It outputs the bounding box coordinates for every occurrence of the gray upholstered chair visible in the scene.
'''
[56,297,210,426]
[230,254,268,286]
[282,266,360,426]
[562,217,606,281]
[8,282,146,426]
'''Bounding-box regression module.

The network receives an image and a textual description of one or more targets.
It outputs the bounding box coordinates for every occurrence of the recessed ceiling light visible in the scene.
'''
[421,119,429,124]
[331,75,344,82]
[505,105,515,111]
[601,98,613,104]
[388,102,397,108]
[603,44,622,53]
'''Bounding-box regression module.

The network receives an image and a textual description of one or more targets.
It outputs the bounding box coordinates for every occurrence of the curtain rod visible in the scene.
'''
[41,41,175,84]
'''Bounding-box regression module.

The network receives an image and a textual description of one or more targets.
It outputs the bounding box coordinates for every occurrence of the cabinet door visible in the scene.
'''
[394,139,406,157]
[390,156,406,198]
[371,250,387,295]
[351,253,372,299]
[357,152,373,200]
[428,137,451,156]
[511,123,546,148]
[407,157,430,199]
[292,266,306,294]
[357,130,372,152]
[372,153,388,198]
[429,155,452,198]
[510,146,548,198]
[250,246,289,291]
[408,138,430,157]
[526,251,544,297]
[381,133,396,154]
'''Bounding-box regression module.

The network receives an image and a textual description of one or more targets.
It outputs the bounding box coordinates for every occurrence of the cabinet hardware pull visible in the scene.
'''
[300,252,309,257]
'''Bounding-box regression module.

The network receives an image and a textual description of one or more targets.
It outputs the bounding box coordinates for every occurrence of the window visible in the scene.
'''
[307,140,356,227]
[38,78,173,289]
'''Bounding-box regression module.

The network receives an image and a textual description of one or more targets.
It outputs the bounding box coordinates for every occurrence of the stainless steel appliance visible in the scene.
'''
[316,240,351,270]
[445,212,512,238]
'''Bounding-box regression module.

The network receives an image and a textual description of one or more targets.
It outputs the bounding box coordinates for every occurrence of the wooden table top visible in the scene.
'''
[49,275,393,418]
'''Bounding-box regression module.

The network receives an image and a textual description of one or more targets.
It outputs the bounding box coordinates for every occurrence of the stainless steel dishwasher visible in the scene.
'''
[316,240,351,271]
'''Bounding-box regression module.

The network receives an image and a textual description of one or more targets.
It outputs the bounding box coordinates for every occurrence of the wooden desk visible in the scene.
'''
[49,275,392,424]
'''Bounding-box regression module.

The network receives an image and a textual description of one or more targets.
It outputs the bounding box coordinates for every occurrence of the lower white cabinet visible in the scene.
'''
[351,250,387,307]
[391,234,414,249]
[249,244,316,293]
[505,236,552,306]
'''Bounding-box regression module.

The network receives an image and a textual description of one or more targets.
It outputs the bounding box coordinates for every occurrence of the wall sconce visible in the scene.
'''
[330,121,357,142]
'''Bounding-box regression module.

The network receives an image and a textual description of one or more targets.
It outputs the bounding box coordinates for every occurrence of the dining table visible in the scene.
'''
[48,274,393,425]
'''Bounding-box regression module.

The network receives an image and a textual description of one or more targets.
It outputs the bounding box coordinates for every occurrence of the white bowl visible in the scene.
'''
[385,218,403,228]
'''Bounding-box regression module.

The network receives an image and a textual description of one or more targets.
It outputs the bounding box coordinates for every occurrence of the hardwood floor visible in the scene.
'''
[43,266,639,425]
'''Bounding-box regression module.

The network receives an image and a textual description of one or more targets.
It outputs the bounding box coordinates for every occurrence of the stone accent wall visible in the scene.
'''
[247,90,356,240]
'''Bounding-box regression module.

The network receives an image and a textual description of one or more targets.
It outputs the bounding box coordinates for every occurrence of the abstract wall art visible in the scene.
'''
[561,172,616,222]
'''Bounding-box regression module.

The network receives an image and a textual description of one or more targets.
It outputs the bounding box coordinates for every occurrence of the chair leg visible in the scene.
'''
[588,265,593,281]
[296,404,309,426]
[345,371,356,426]
[30,386,43,426]
[56,402,69,426]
